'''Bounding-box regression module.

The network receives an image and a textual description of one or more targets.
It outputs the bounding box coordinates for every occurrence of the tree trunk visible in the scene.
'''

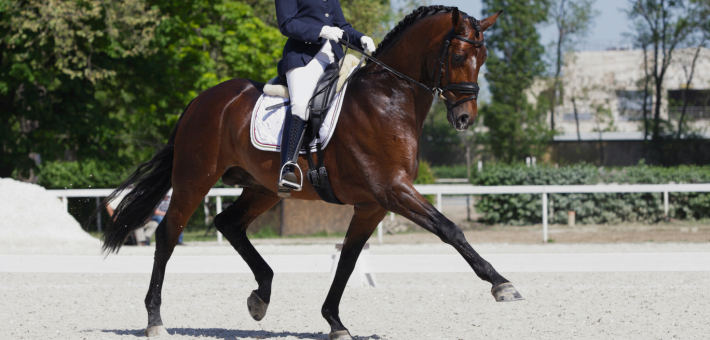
[571,97,581,141]
[642,45,651,141]
[552,27,564,133]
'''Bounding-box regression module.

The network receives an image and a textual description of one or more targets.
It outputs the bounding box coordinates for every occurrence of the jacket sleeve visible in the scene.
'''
[275,0,324,43]
[331,0,365,48]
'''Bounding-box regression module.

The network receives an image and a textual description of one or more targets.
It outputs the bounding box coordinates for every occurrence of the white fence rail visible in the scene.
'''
[48,183,710,243]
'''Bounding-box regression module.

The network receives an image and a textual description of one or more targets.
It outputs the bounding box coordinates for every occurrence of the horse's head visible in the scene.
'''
[438,9,501,131]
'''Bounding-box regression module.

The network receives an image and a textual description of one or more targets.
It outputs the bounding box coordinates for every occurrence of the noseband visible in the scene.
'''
[338,24,483,110]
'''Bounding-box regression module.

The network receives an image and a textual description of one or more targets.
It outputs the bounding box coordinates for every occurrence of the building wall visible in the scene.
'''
[554,48,710,136]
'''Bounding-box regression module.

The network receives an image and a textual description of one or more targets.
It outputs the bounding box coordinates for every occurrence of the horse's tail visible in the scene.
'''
[89,100,193,254]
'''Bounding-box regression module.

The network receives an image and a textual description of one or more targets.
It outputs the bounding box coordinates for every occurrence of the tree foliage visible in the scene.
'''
[479,0,554,163]
[1,0,285,184]
[0,0,163,177]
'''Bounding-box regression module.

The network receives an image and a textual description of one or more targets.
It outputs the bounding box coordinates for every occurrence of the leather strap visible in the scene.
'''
[338,38,435,94]
[338,27,484,109]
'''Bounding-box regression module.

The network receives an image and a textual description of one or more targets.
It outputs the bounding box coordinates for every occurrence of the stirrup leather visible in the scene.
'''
[278,161,303,191]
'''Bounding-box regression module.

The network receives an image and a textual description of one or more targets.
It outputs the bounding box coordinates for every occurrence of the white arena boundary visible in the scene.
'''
[3,253,710,274]
[48,183,710,243]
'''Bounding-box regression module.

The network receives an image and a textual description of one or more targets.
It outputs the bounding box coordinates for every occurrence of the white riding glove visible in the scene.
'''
[361,36,376,54]
[319,26,344,42]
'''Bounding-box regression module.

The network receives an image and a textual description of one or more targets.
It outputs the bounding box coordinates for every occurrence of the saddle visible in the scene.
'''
[303,61,346,205]
[263,55,363,204]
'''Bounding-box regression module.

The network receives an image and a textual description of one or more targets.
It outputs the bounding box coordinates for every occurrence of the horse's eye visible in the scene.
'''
[453,54,464,63]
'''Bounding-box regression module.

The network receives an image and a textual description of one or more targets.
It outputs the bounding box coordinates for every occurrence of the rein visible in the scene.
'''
[337,27,484,110]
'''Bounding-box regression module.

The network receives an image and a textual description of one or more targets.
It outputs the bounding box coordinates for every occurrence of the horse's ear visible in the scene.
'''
[479,10,503,32]
[451,8,466,34]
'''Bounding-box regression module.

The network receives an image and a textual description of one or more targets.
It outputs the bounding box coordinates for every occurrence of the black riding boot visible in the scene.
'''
[278,111,306,197]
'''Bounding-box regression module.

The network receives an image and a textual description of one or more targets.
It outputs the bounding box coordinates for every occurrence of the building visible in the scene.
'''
[551,47,710,165]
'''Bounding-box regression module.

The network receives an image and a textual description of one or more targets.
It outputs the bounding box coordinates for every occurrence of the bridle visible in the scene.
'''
[338,22,483,110]
[432,29,484,110]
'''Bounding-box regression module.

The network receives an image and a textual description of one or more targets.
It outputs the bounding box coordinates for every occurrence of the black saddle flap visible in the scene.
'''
[305,62,340,144]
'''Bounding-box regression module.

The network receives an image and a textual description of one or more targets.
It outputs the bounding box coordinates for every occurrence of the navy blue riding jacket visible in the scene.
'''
[275,0,365,77]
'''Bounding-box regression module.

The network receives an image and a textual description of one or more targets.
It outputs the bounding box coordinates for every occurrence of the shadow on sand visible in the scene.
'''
[99,328,385,339]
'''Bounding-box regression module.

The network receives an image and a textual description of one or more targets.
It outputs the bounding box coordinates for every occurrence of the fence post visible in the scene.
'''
[542,192,548,243]
[377,221,383,244]
[95,197,102,232]
[663,190,669,216]
[204,197,210,227]
[436,192,442,212]
[62,196,68,212]
[216,196,223,244]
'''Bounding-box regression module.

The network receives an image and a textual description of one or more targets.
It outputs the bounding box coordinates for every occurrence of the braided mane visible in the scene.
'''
[374,5,478,57]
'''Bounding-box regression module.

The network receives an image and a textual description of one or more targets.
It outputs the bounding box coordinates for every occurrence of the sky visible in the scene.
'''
[401,0,633,47]
[391,0,635,102]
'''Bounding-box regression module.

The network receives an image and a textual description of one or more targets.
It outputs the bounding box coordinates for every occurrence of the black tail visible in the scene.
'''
[88,100,193,254]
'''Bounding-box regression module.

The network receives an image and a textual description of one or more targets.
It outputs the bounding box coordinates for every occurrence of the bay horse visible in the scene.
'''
[98,6,522,339]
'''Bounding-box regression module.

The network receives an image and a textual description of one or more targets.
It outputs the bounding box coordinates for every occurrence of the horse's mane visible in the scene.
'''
[374,5,480,58]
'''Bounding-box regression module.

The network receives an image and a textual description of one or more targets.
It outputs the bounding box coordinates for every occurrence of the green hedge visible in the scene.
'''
[469,164,710,225]
[36,160,128,189]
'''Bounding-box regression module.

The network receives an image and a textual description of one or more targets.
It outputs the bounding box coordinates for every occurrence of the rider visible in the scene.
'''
[274,0,376,193]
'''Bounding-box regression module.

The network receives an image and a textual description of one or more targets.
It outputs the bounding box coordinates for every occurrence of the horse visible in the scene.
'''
[97,5,522,340]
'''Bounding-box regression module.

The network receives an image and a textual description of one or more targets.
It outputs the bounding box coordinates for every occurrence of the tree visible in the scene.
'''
[0,0,286,182]
[479,0,553,163]
[0,0,163,178]
[548,0,598,133]
[627,0,698,141]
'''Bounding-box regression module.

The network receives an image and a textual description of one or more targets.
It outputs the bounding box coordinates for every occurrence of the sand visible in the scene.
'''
[1,271,708,339]
[0,179,100,253]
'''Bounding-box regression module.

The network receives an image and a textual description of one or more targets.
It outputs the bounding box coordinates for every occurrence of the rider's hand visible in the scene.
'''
[361,36,376,54]
[319,26,344,42]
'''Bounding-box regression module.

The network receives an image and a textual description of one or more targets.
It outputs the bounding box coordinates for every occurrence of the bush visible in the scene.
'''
[36,160,128,189]
[431,164,469,179]
[469,163,710,225]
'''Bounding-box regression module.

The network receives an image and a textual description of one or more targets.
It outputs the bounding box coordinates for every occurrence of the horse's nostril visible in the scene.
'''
[459,115,469,125]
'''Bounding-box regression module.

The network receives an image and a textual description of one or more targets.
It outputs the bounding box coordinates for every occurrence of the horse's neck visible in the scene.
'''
[368,19,448,135]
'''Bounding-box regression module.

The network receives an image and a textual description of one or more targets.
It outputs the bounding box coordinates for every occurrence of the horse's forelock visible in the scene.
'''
[467,16,481,35]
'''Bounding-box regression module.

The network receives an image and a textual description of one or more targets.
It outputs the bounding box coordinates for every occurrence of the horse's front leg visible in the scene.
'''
[381,181,523,302]
[322,203,388,340]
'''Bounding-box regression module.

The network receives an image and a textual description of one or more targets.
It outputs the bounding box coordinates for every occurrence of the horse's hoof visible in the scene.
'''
[247,291,269,321]
[491,282,524,302]
[329,330,353,340]
[145,325,170,337]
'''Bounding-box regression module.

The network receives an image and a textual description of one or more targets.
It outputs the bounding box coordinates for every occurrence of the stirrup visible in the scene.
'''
[278,161,303,191]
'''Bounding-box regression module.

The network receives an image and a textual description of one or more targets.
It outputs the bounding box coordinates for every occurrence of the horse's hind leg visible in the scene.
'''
[144,184,214,337]
[213,188,281,321]
[321,203,388,340]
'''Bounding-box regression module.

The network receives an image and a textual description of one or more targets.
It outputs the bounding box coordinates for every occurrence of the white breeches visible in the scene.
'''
[286,43,335,120]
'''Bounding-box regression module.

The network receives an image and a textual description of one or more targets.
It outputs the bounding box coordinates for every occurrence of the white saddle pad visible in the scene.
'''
[250,77,351,153]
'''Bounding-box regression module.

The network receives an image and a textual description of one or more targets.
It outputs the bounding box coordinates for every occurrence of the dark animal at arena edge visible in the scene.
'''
[95,6,522,339]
